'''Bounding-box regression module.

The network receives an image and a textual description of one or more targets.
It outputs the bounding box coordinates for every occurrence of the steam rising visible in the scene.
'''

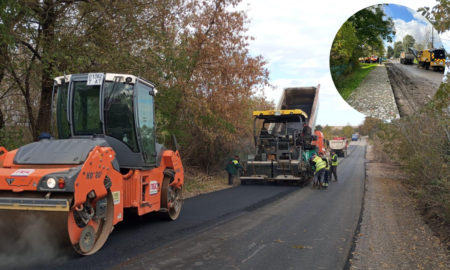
[0,211,70,269]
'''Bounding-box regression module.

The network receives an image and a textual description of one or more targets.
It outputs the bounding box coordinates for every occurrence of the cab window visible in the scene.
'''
[56,82,70,139]
[104,82,139,152]
[72,81,102,135]
[135,81,156,164]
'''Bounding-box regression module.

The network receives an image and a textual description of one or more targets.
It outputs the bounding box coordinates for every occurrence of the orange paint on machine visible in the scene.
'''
[0,73,184,255]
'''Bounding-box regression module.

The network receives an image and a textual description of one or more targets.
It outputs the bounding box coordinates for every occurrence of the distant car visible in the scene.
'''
[352,133,359,141]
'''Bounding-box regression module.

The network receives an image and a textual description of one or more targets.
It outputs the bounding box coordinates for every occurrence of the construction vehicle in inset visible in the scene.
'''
[330,137,348,157]
[414,48,446,71]
[0,73,184,255]
[369,55,378,63]
[400,51,414,65]
[241,86,320,185]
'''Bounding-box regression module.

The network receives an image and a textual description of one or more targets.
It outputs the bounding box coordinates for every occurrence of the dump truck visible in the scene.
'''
[416,48,446,71]
[400,51,414,65]
[240,86,320,185]
[330,137,348,157]
[0,73,184,255]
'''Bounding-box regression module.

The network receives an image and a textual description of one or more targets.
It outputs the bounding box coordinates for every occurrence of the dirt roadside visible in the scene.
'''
[183,168,233,199]
[349,144,450,270]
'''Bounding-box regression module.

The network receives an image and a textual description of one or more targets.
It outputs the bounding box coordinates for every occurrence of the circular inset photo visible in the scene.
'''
[330,4,446,120]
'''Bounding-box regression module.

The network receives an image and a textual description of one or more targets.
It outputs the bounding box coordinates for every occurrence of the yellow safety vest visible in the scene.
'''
[325,157,330,170]
[313,156,326,172]
[331,154,338,166]
[233,160,238,165]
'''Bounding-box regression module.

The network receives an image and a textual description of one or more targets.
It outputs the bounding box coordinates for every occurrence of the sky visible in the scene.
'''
[238,0,447,126]
[384,4,444,49]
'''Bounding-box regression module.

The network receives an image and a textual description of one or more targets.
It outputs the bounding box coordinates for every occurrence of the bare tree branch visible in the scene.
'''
[20,40,42,61]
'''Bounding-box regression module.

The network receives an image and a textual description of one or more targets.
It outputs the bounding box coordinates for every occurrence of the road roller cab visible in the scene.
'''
[0,73,184,255]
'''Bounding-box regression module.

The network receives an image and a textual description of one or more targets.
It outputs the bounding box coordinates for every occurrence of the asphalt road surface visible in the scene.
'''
[389,61,443,89]
[30,141,365,270]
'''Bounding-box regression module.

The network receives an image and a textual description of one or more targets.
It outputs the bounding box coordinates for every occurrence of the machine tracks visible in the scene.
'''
[385,62,441,117]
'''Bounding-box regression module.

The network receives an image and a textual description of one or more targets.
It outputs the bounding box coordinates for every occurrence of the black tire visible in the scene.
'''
[161,176,183,221]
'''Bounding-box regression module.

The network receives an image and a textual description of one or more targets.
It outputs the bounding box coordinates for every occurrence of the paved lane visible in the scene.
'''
[35,183,299,270]
[114,142,366,270]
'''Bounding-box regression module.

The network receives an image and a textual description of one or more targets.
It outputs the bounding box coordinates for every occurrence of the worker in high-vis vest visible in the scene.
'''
[323,153,330,188]
[330,150,339,181]
[225,155,243,185]
[312,153,326,189]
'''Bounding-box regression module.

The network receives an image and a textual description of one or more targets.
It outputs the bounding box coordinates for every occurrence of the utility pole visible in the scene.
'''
[431,26,434,48]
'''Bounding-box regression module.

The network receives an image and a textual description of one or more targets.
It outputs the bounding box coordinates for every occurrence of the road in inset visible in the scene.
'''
[114,141,366,270]
[385,61,443,117]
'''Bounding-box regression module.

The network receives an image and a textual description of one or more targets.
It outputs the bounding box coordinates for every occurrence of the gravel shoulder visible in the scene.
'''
[347,65,400,120]
[350,144,450,270]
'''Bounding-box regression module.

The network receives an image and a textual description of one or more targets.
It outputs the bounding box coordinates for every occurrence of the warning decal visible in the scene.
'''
[149,181,159,195]
[11,169,35,177]
[112,191,120,205]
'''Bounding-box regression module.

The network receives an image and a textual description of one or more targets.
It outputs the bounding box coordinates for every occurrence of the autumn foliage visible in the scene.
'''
[0,0,270,169]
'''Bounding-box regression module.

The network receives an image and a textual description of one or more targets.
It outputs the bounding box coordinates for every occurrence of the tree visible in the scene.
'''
[0,0,270,168]
[414,42,425,51]
[393,41,403,58]
[0,1,130,138]
[387,46,394,58]
[372,37,385,57]
[0,109,3,130]
[347,5,395,45]
[402,35,415,52]
[330,21,360,78]
[359,117,383,138]
[330,4,395,81]
[419,0,450,33]
[322,125,334,140]
[340,125,354,138]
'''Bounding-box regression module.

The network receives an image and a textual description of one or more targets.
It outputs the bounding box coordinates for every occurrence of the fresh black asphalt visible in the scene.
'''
[111,143,365,269]
[36,181,299,269]
[27,144,364,270]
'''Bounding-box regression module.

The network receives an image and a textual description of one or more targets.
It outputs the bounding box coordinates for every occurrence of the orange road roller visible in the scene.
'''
[0,73,184,255]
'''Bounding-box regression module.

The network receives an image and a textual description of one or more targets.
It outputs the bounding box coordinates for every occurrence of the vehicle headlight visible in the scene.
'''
[46,177,57,189]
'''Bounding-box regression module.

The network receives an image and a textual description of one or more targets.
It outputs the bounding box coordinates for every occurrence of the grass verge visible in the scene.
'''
[183,167,232,199]
[336,63,378,100]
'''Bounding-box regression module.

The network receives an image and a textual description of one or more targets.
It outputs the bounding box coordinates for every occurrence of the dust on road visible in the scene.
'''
[0,211,71,269]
